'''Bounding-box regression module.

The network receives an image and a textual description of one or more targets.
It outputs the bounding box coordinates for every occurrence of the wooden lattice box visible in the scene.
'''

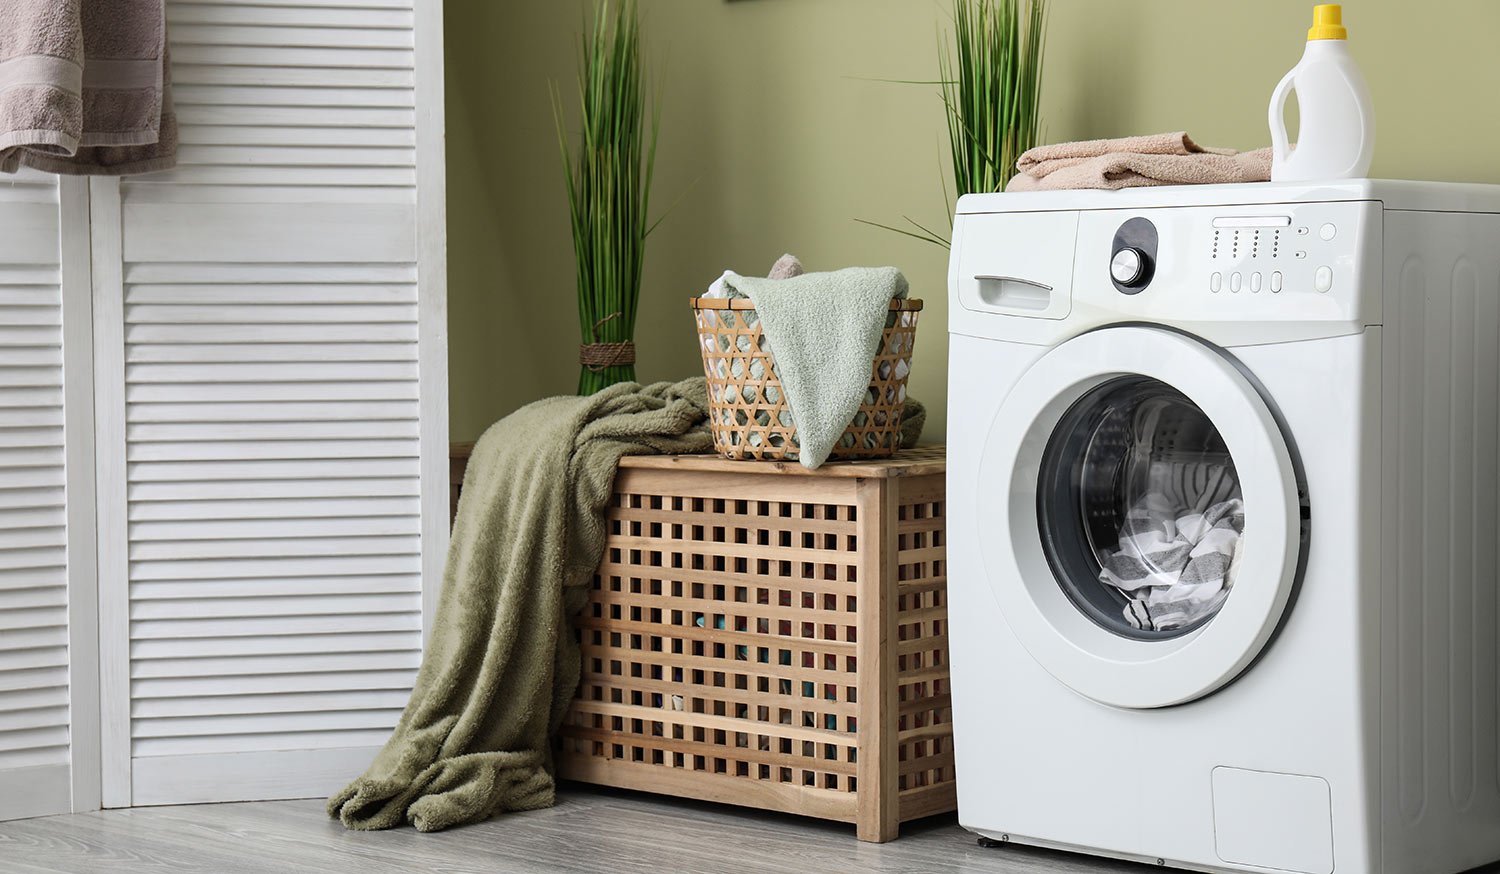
[556,447,953,842]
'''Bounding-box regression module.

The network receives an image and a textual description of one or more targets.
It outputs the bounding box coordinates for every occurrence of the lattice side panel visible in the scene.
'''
[561,487,865,796]
[893,477,954,804]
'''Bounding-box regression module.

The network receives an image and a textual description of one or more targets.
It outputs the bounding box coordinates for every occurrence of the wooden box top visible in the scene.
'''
[450,443,945,480]
[617,445,945,479]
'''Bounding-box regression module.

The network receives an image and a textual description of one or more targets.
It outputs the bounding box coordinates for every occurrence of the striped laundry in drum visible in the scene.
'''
[1099,494,1245,631]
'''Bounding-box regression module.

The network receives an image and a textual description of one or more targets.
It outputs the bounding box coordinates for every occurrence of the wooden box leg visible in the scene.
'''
[855,477,900,842]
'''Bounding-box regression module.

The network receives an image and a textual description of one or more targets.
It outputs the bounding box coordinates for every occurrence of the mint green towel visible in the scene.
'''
[723,266,909,469]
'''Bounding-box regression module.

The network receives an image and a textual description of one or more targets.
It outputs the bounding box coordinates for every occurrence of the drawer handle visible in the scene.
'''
[975,274,1053,311]
[974,274,1052,291]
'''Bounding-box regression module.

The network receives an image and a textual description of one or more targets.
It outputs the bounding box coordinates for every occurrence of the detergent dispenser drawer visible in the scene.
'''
[956,211,1078,319]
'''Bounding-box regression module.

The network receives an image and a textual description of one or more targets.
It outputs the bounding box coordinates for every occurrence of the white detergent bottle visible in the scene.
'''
[1268,4,1375,181]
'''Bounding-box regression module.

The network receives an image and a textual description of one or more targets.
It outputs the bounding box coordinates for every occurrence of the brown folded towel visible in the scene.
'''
[0,0,177,176]
[1008,132,1270,192]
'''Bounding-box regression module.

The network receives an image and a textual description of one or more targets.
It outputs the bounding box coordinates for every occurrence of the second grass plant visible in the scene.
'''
[859,0,1046,249]
[943,0,1047,199]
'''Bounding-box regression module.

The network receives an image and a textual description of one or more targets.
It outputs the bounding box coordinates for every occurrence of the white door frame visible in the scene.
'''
[415,0,449,640]
[60,176,102,814]
[88,176,131,808]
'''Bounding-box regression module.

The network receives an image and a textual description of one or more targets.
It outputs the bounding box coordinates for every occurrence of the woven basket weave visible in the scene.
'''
[691,297,923,461]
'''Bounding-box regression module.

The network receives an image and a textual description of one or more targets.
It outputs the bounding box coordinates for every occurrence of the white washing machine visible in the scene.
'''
[946,180,1500,874]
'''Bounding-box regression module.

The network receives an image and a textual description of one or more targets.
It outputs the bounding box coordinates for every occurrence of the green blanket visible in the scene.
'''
[327,378,714,832]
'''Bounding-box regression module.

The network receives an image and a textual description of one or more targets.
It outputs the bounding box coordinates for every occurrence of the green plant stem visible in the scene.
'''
[578,365,637,395]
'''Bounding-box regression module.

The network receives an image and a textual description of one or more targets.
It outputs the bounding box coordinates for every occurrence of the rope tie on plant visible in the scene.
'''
[579,311,636,371]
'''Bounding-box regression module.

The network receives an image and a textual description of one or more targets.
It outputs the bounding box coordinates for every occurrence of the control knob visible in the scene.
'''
[1110,247,1149,287]
[1109,218,1158,294]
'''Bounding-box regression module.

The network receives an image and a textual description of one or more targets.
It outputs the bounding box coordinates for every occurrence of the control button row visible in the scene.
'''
[1210,271,1285,294]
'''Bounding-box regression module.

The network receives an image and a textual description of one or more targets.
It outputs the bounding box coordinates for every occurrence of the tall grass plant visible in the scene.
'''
[553,0,660,394]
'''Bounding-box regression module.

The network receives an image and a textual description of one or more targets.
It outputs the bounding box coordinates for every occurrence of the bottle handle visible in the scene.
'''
[1268,67,1297,167]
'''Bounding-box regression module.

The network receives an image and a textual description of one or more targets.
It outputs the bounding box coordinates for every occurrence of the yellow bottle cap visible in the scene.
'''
[1308,4,1348,40]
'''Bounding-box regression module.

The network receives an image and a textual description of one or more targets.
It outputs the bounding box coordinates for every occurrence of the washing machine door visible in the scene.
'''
[978,326,1304,709]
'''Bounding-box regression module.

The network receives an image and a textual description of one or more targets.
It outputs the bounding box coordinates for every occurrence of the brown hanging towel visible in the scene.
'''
[0,0,177,176]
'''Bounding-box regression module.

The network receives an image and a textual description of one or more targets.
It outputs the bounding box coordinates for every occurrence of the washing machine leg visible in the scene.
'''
[977,835,1008,849]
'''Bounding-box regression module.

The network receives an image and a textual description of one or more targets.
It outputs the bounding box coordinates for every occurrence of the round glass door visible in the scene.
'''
[1037,377,1244,640]
[977,328,1305,709]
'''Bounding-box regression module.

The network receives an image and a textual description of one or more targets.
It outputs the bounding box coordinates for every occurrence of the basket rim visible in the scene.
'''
[690,296,923,312]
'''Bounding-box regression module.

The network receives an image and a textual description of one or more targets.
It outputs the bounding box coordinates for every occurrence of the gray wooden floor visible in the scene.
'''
[0,784,1149,874]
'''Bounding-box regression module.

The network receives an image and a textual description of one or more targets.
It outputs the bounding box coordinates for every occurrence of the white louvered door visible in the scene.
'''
[93,0,447,807]
[0,174,100,822]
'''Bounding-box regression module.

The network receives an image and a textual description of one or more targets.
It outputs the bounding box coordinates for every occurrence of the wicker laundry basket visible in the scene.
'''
[691,297,923,462]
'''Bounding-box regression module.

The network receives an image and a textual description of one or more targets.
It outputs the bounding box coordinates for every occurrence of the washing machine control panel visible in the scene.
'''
[952,199,1381,343]
[1075,201,1380,325]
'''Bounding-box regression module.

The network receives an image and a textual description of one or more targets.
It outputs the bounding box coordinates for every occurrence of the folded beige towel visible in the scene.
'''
[0,0,177,176]
[1008,132,1269,192]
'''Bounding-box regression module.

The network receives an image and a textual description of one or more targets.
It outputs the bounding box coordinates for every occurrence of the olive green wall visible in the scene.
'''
[445,0,1500,442]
